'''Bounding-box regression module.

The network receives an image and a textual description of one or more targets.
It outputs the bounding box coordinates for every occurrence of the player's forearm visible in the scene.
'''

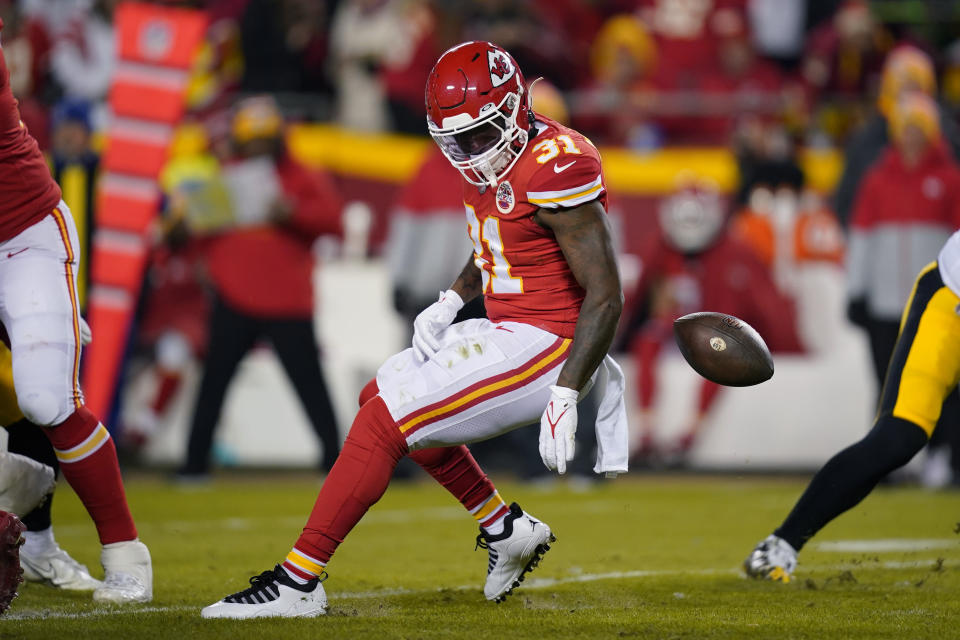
[450,254,483,303]
[556,289,622,391]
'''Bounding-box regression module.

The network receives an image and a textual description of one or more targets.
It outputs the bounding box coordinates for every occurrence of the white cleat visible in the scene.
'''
[20,528,101,591]
[476,502,555,602]
[94,539,153,603]
[743,534,798,583]
[201,565,327,619]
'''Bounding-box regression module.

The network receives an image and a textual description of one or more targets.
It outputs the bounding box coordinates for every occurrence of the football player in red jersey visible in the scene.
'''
[0,21,151,603]
[203,41,627,619]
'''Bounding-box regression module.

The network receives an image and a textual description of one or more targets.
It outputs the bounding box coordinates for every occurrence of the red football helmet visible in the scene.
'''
[425,41,531,188]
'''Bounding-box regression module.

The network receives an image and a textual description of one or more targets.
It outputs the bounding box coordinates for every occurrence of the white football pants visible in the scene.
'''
[377,318,586,450]
[0,202,84,426]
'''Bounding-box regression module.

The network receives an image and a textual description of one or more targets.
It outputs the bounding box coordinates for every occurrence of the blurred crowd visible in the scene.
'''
[4,0,960,483]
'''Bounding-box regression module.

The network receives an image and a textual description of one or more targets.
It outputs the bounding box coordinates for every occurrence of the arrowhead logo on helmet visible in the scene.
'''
[489,51,514,87]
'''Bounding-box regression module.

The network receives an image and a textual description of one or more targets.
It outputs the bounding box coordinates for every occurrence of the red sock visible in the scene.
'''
[409,445,499,515]
[151,369,182,415]
[287,397,407,574]
[43,407,138,544]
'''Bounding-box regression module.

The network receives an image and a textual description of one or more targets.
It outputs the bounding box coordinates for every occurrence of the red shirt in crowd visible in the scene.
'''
[852,142,960,231]
[0,19,61,243]
[206,155,343,317]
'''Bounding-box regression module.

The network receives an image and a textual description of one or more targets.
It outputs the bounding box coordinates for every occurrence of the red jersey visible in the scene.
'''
[0,20,61,242]
[462,115,608,338]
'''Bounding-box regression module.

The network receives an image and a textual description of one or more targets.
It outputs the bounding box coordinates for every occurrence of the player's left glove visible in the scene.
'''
[412,290,463,362]
[539,385,579,474]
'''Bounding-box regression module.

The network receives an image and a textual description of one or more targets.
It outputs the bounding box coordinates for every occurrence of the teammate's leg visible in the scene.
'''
[0,209,150,602]
[6,419,100,590]
[745,263,960,581]
[266,317,341,472]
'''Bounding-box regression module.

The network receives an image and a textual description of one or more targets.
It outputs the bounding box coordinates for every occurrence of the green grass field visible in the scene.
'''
[3,472,958,639]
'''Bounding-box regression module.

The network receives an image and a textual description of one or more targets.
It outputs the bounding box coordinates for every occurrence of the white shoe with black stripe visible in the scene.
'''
[476,503,555,602]
[201,565,327,619]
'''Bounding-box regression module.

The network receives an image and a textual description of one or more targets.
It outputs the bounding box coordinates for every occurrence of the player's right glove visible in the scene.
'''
[0,510,25,616]
[412,289,464,362]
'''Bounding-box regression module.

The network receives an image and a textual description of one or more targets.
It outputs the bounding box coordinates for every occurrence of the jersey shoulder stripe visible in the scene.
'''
[526,174,604,209]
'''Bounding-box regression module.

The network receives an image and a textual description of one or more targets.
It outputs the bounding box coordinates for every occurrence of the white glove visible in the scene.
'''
[539,385,579,474]
[412,290,464,362]
[79,317,92,345]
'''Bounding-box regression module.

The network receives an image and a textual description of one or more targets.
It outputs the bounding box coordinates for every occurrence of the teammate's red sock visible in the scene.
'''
[43,407,138,544]
[285,397,407,579]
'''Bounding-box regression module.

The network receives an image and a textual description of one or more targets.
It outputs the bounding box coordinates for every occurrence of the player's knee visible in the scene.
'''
[358,378,379,408]
[16,388,68,427]
[347,397,406,457]
[864,415,929,468]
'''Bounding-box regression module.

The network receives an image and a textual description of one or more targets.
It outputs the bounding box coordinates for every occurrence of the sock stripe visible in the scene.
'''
[54,423,110,463]
[285,548,325,576]
[482,505,510,528]
[472,491,507,524]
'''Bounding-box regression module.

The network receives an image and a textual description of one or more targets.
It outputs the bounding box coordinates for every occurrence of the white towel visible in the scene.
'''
[589,355,630,476]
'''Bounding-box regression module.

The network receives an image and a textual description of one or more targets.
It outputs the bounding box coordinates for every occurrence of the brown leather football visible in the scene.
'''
[673,312,774,387]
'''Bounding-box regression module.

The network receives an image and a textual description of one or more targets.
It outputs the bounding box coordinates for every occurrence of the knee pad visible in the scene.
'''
[16,388,67,427]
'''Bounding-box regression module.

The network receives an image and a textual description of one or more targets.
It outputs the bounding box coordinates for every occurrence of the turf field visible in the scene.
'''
[3,472,958,639]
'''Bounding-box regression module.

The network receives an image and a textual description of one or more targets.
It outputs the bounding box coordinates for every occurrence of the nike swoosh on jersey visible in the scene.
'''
[553,161,576,173]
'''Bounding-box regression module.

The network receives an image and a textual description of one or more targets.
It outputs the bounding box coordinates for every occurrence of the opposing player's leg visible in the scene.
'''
[361,378,554,601]
[5,420,100,591]
[745,263,960,582]
[0,207,151,602]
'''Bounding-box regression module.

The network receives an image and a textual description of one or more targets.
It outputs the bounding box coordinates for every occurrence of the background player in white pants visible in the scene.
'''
[0,19,150,603]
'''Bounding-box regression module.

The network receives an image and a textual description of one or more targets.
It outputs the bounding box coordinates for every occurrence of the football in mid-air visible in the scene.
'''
[673,312,774,387]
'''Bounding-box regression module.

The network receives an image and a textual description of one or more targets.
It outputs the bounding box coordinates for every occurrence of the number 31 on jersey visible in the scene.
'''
[465,205,523,294]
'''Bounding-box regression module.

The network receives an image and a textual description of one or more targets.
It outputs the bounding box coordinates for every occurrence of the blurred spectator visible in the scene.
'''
[625,179,803,464]
[666,9,782,144]
[734,120,804,206]
[124,123,223,452]
[847,92,960,389]
[0,0,51,147]
[637,0,746,85]
[239,0,332,96]
[574,13,659,148]
[178,96,343,478]
[803,0,893,139]
[834,46,960,228]
[747,0,808,66]
[459,0,574,91]
[380,1,442,133]
[49,98,98,308]
[943,39,960,121]
[49,0,116,128]
[329,0,438,132]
